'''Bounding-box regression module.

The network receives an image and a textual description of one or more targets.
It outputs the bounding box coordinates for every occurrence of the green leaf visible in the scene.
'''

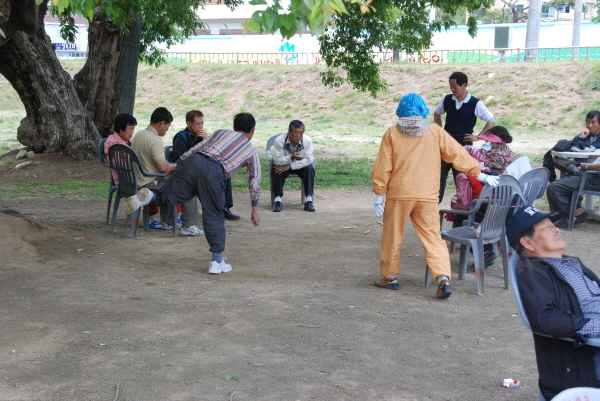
[244,18,262,33]
[224,374,240,381]
[249,0,267,4]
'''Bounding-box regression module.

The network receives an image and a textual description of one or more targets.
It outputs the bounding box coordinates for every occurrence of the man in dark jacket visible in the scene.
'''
[171,110,239,221]
[506,206,600,400]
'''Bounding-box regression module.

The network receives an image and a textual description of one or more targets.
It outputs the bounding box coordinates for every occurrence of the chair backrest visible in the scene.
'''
[505,156,532,180]
[550,387,600,401]
[108,144,139,197]
[266,134,280,154]
[98,138,107,164]
[508,251,532,330]
[478,175,524,242]
[519,167,550,206]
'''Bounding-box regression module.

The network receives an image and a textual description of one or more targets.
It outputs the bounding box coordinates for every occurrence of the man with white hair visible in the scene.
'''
[372,93,499,298]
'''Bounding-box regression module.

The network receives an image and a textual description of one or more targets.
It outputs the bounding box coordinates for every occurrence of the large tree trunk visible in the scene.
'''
[0,0,98,159]
[116,15,142,115]
[73,12,142,136]
[73,13,122,138]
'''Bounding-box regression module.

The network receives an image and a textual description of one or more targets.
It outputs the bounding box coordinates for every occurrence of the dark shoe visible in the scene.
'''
[272,201,282,212]
[224,208,240,221]
[374,277,400,290]
[304,201,315,212]
[436,277,453,299]
[484,251,497,269]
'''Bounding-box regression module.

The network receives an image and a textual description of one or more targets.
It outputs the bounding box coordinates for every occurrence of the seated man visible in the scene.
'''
[131,107,176,229]
[543,110,600,182]
[270,120,315,212]
[172,110,239,222]
[104,113,154,215]
[546,154,600,228]
[506,206,600,400]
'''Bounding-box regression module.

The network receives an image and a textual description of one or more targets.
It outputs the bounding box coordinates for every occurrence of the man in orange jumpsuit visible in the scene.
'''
[372,93,499,299]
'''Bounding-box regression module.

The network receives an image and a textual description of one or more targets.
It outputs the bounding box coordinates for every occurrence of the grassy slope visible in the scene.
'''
[1,61,599,199]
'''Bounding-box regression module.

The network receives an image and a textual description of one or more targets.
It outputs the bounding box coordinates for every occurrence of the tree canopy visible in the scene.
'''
[49,0,242,64]
[248,0,493,95]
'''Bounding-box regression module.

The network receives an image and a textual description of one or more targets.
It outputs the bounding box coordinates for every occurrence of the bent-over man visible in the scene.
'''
[162,113,261,275]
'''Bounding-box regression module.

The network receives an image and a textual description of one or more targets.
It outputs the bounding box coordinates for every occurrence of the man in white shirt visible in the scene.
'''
[433,71,496,203]
[270,120,316,212]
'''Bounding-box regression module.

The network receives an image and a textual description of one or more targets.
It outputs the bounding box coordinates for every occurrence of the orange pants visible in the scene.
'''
[379,199,451,280]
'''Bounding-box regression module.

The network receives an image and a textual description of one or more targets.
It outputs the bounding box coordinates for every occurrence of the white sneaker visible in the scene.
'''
[180,225,204,236]
[208,261,222,274]
[219,261,232,273]
[207,260,233,274]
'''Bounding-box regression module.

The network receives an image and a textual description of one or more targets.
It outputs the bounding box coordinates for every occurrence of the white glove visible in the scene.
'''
[373,195,385,218]
[477,173,499,187]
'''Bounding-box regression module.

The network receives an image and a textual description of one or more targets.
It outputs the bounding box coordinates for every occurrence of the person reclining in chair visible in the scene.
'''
[270,120,315,212]
[506,206,600,400]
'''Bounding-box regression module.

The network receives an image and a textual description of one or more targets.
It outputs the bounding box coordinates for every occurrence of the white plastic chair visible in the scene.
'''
[505,156,533,180]
[551,387,600,401]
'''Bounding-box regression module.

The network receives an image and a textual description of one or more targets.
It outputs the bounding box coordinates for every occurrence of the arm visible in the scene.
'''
[171,132,188,162]
[581,163,600,171]
[473,101,496,139]
[270,136,292,166]
[519,261,587,338]
[151,141,176,174]
[438,128,481,177]
[290,137,314,170]
[371,130,393,195]
[433,99,444,127]
[246,151,261,226]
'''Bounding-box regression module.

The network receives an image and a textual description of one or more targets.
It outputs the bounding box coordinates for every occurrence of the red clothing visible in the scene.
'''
[104,133,130,183]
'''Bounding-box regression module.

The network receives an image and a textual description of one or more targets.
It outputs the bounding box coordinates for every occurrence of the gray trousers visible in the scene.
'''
[547,175,600,218]
[164,153,226,253]
[167,197,199,228]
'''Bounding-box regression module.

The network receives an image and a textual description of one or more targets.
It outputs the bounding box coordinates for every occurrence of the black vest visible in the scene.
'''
[443,94,479,145]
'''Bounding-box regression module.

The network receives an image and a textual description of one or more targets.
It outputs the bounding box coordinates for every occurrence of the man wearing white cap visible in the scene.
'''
[372,93,499,298]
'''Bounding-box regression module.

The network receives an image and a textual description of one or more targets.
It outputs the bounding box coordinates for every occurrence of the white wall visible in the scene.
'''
[45,20,600,56]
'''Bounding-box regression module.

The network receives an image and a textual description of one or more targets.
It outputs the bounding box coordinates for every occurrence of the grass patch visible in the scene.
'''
[231,157,373,192]
[1,158,374,202]
[0,180,108,202]
[584,64,600,91]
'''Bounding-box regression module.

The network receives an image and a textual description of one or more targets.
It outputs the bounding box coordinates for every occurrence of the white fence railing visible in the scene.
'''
[55,46,600,65]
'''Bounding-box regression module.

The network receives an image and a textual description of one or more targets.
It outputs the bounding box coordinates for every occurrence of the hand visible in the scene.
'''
[373,195,385,218]
[464,134,479,143]
[477,173,499,187]
[273,164,290,174]
[196,129,207,139]
[579,128,590,139]
[251,207,260,226]
[567,163,581,174]
[291,152,303,161]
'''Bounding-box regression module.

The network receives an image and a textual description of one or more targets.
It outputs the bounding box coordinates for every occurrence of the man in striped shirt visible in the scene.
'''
[162,113,261,274]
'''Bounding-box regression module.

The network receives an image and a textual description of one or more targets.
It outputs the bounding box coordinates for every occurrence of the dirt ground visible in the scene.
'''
[2,189,600,401]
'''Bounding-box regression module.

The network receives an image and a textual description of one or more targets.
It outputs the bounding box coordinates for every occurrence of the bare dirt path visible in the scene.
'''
[2,190,600,401]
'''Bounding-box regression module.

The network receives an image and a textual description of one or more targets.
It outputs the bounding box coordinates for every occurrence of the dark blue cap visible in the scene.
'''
[506,206,560,249]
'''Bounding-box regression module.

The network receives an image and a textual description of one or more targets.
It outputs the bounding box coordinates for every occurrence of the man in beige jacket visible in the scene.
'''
[372,93,499,299]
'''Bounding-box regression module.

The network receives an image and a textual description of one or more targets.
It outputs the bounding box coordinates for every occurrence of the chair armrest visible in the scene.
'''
[439,208,472,217]
[141,171,166,178]
[586,337,600,348]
